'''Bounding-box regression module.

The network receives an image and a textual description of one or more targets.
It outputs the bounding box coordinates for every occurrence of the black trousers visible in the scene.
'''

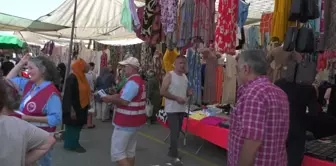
[287,118,306,166]
[167,112,185,158]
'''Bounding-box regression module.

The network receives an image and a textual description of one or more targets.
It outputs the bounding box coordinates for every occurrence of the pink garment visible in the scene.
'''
[160,0,178,34]
[200,116,225,126]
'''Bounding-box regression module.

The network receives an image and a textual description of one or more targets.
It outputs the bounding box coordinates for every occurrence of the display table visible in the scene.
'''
[158,117,336,166]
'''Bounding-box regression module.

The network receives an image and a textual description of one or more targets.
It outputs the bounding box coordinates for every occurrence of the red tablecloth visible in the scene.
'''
[158,117,336,166]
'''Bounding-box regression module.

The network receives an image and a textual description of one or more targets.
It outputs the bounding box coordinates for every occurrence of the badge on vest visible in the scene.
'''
[27,102,37,112]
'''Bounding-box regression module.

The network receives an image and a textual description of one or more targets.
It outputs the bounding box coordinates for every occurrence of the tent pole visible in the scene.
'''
[62,0,77,94]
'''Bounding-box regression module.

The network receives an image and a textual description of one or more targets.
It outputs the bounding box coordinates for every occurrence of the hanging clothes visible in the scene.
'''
[129,0,140,29]
[121,0,133,32]
[201,48,217,104]
[177,0,195,48]
[140,43,153,71]
[237,0,249,28]
[222,55,237,104]
[153,51,165,83]
[247,26,260,49]
[187,48,202,105]
[162,49,179,72]
[142,0,156,36]
[260,13,273,46]
[41,41,55,55]
[215,0,238,55]
[323,0,336,52]
[160,0,178,34]
[216,66,224,103]
[192,0,216,45]
[271,0,294,42]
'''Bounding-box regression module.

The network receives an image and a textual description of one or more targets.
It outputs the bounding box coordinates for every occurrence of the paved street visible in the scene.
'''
[53,120,227,166]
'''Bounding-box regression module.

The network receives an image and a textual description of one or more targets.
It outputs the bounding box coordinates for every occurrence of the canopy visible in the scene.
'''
[0,13,69,31]
[0,35,25,49]
[35,0,144,40]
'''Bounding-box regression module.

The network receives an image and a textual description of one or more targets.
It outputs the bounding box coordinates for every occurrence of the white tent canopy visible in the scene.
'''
[35,0,144,40]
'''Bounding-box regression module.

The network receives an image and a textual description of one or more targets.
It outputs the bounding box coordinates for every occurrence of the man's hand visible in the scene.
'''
[176,97,187,105]
[101,95,114,103]
[187,88,193,96]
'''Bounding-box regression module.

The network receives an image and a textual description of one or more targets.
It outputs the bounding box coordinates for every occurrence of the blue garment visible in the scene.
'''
[187,49,202,105]
[10,77,62,127]
[39,150,52,166]
[248,26,260,49]
[113,80,142,132]
[238,0,249,28]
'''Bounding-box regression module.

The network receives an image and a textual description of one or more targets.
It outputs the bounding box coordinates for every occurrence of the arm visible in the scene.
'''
[24,123,56,165]
[6,54,29,79]
[237,93,266,166]
[102,81,139,106]
[160,73,178,101]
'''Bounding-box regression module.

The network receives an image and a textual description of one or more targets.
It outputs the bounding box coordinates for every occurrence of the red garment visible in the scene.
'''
[114,75,147,127]
[317,53,327,72]
[100,51,108,68]
[228,77,289,166]
[260,13,273,33]
[215,0,238,55]
[22,81,61,132]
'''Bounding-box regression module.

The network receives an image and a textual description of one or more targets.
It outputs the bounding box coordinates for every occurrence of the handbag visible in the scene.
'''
[283,27,299,52]
[145,99,153,117]
[289,0,303,21]
[295,55,317,85]
[307,0,320,20]
[296,23,316,53]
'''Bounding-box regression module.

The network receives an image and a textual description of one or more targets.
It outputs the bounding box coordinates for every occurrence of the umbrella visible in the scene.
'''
[0,35,25,49]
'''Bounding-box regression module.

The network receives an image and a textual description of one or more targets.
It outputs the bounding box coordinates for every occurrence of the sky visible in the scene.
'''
[0,0,65,20]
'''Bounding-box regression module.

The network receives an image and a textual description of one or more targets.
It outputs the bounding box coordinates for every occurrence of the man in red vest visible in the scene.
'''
[102,57,146,166]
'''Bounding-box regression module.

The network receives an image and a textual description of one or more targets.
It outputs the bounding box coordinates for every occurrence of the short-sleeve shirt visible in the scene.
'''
[228,77,290,166]
[0,116,50,166]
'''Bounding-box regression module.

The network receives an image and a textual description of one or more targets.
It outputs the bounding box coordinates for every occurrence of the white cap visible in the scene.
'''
[119,57,140,68]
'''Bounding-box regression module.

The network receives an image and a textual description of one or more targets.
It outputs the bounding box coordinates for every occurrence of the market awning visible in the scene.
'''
[0,13,69,31]
[34,0,145,40]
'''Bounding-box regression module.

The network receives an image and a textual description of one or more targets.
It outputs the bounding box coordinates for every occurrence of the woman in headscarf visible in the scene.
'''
[146,70,161,124]
[95,67,115,122]
[0,78,56,166]
[62,59,90,153]
[6,54,62,166]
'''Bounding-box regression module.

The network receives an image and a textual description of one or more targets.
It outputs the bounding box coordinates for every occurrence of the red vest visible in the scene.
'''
[114,75,147,127]
[22,81,61,132]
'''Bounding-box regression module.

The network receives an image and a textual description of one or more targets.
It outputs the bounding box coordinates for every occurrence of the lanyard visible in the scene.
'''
[23,86,38,108]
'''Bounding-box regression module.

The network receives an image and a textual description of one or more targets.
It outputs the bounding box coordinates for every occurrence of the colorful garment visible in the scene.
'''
[162,49,179,72]
[202,49,217,104]
[160,0,178,34]
[238,0,249,28]
[121,0,133,32]
[140,42,153,71]
[271,0,294,42]
[142,0,156,36]
[187,48,202,105]
[216,66,224,103]
[153,51,165,83]
[178,0,194,48]
[193,0,216,45]
[215,0,238,55]
[100,51,108,69]
[228,77,289,166]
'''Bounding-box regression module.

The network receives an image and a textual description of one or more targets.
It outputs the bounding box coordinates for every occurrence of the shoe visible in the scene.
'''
[166,158,183,166]
[64,146,86,153]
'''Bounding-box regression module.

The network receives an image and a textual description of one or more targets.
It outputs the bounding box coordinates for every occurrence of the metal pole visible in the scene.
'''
[60,0,77,132]
[62,0,78,94]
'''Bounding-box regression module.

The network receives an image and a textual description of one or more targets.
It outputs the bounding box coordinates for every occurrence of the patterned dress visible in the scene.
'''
[193,0,216,45]
[187,48,202,105]
[215,0,238,55]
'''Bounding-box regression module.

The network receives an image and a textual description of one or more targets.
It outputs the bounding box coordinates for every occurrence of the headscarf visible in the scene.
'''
[72,59,90,108]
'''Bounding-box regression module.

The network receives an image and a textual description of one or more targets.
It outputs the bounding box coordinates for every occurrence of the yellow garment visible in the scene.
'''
[162,49,179,72]
[271,0,295,42]
[72,59,91,109]
[189,111,207,120]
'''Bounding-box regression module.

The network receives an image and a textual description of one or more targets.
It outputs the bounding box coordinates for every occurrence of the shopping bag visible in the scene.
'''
[145,99,153,117]
[307,0,320,20]
[283,27,299,52]
[296,24,315,53]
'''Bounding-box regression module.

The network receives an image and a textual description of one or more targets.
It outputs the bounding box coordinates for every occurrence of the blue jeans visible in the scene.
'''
[38,150,52,166]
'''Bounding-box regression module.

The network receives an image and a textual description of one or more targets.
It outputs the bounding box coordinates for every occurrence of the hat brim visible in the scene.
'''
[118,61,140,68]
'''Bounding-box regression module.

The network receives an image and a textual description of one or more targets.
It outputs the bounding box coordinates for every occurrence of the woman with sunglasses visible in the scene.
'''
[6,54,62,166]
[0,78,56,166]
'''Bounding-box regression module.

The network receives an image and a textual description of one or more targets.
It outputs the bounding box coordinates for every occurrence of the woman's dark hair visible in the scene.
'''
[0,78,20,112]
[29,56,60,85]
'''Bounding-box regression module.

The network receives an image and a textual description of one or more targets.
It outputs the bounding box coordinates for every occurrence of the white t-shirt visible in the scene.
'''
[164,71,188,113]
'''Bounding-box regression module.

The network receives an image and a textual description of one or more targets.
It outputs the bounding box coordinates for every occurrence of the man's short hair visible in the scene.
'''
[89,62,95,67]
[175,55,186,60]
[239,50,268,76]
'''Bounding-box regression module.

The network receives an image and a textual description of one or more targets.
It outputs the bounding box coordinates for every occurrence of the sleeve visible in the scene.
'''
[120,81,139,102]
[10,77,29,94]
[45,94,62,126]
[25,121,50,151]
[241,91,267,141]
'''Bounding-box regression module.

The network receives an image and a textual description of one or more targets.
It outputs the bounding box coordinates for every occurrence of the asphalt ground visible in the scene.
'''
[52,120,227,166]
